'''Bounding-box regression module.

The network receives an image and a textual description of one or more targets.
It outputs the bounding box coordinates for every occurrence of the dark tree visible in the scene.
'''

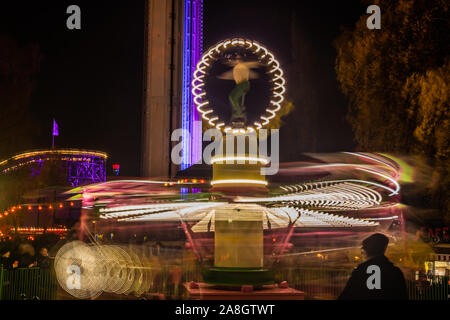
[335,0,450,218]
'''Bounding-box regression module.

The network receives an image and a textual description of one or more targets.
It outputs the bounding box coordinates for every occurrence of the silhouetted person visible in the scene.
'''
[17,243,37,268]
[339,233,408,300]
[1,247,14,269]
[37,247,51,269]
[18,253,36,268]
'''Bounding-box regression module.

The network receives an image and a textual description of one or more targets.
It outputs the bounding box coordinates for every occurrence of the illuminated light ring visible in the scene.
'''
[116,203,223,222]
[283,179,395,199]
[275,207,378,228]
[343,152,400,179]
[54,241,104,299]
[356,167,400,196]
[192,39,286,132]
[210,156,269,165]
[210,179,268,186]
[363,215,399,221]
[99,202,222,220]
[55,242,155,299]
[65,179,182,195]
[99,202,194,213]
[101,208,177,220]
[237,181,382,211]
[295,183,381,209]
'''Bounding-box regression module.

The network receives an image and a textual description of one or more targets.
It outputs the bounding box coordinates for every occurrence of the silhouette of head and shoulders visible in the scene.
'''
[339,233,408,300]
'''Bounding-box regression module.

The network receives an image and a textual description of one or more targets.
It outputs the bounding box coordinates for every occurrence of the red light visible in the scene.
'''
[4,211,8,216]
[28,206,32,210]
[70,202,74,207]
[112,164,120,170]
[59,203,63,208]
[49,205,53,209]
[200,179,205,183]
[38,206,42,211]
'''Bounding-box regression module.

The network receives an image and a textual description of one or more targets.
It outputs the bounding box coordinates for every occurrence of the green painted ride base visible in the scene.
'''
[202,267,274,287]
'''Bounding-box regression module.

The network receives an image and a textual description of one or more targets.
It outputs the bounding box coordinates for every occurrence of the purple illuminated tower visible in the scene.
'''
[142,0,203,177]
[181,0,203,170]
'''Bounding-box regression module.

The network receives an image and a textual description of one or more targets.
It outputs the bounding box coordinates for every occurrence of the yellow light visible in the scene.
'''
[11,149,108,161]
[210,179,268,186]
[211,156,269,165]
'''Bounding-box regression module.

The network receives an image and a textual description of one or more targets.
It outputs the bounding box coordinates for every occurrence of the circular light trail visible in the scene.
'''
[192,38,286,132]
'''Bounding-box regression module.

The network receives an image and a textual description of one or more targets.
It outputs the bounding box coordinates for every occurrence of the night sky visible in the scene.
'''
[1,0,365,177]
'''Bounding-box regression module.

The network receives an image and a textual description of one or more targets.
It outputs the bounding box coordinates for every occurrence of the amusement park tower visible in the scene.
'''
[142,0,203,178]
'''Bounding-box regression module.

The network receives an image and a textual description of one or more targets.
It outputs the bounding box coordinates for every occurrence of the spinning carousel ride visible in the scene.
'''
[54,39,403,299]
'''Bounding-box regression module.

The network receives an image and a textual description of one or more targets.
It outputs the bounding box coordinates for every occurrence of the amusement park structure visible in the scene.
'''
[0,149,107,234]
[0,149,107,188]
[53,38,407,300]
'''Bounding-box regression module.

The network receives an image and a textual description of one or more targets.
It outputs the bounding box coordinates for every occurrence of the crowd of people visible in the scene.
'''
[0,240,51,270]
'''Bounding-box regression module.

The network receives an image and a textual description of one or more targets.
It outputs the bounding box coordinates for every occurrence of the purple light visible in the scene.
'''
[181,0,203,170]
[0,149,107,188]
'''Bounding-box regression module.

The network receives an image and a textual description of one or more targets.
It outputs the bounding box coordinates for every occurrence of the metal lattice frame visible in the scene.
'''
[67,155,106,188]
[0,149,107,188]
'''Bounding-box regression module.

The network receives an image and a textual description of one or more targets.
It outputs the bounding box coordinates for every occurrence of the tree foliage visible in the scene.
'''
[335,0,449,215]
